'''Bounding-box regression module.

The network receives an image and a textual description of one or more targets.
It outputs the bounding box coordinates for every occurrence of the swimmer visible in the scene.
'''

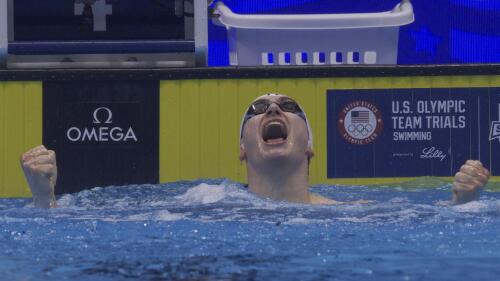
[239,94,490,204]
[238,94,334,204]
[20,93,490,208]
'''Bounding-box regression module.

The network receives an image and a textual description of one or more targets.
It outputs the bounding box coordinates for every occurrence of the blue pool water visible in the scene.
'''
[1,180,500,280]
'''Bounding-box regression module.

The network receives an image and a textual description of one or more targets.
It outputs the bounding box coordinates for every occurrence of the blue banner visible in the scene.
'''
[209,0,500,65]
[327,88,500,178]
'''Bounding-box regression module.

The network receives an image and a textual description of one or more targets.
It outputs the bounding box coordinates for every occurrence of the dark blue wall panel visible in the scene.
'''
[327,87,500,178]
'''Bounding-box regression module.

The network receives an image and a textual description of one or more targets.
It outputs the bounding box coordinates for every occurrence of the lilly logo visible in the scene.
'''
[66,107,138,142]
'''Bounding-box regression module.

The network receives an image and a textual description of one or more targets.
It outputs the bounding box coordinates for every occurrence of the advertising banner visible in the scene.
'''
[327,88,500,178]
[2,71,500,198]
[43,81,159,194]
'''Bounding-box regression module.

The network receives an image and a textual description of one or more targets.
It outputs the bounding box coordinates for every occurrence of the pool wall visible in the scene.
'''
[0,66,500,197]
[0,81,42,197]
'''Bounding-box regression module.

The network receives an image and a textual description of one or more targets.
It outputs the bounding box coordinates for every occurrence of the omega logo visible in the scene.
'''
[93,107,113,124]
[66,107,138,142]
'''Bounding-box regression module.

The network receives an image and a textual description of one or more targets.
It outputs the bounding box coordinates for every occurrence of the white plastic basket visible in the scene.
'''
[213,0,414,66]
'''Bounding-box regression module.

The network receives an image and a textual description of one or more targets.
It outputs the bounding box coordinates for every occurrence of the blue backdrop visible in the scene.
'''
[208,0,500,66]
[11,0,500,65]
[326,87,500,178]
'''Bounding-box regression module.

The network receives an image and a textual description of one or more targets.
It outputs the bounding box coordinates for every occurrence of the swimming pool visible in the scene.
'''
[1,180,499,280]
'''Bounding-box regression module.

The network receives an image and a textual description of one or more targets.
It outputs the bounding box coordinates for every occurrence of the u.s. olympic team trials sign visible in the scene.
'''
[327,88,500,178]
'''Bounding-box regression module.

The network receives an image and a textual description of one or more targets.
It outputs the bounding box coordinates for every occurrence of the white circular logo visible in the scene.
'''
[338,101,383,145]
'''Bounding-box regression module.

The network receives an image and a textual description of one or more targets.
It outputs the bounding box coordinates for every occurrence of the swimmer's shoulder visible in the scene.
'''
[310,193,343,205]
[310,193,372,205]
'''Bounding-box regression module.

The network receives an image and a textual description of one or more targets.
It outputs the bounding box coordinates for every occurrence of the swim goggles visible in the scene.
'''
[239,93,313,148]
[240,97,307,135]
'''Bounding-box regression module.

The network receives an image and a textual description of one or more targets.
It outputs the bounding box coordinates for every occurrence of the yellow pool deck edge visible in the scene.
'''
[0,81,43,198]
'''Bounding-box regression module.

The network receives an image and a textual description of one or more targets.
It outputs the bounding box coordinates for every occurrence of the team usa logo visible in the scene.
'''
[489,104,500,143]
[338,100,383,145]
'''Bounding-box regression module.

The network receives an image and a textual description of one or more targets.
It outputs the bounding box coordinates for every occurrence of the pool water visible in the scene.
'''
[1,180,500,280]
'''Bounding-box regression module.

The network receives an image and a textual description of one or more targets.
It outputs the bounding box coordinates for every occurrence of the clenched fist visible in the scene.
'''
[20,145,58,208]
[452,160,490,204]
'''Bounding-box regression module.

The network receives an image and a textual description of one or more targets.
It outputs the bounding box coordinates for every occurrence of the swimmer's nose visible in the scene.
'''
[266,103,282,116]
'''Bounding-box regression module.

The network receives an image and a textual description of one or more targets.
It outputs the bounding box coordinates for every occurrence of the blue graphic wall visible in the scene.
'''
[10,1,500,65]
[327,88,500,178]
[209,0,500,65]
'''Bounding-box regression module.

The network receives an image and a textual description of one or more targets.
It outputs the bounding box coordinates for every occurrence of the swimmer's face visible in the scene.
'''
[240,95,312,164]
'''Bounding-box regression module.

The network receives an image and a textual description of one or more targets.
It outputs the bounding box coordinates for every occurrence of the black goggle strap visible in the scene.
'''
[240,114,255,139]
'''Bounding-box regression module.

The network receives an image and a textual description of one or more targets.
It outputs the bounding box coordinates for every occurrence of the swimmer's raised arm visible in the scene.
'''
[452,160,490,205]
[20,145,57,208]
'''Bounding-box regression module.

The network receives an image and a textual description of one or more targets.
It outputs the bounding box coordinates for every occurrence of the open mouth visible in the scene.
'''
[262,120,288,143]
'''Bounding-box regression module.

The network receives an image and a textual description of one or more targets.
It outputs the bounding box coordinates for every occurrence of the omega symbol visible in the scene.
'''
[93,107,113,124]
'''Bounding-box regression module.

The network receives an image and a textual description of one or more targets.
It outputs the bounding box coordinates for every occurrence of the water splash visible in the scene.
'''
[1,180,499,225]
[1,180,500,281]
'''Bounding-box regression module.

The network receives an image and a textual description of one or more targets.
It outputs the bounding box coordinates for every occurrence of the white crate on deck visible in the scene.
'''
[213,0,414,66]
